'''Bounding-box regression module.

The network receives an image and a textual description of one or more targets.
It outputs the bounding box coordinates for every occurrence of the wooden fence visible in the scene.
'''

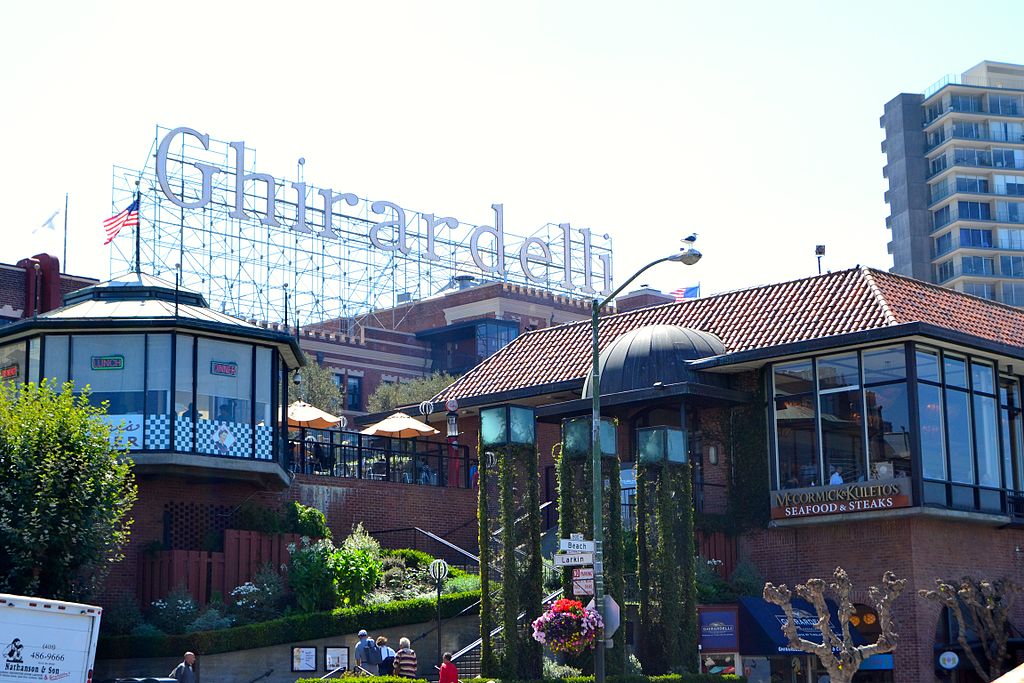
[138,530,301,606]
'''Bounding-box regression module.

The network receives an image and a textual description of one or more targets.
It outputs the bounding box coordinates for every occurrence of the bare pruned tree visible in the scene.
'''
[918,577,1022,682]
[764,567,905,683]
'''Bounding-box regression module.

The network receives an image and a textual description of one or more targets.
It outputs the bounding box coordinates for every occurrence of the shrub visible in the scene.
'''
[102,593,144,636]
[543,659,584,678]
[695,556,733,604]
[625,654,643,676]
[148,585,199,634]
[233,501,284,534]
[285,500,332,540]
[442,574,481,594]
[335,541,382,606]
[186,607,234,633]
[728,560,764,598]
[229,563,286,624]
[288,538,339,613]
[384,548,433,569]
[342,523,382,563]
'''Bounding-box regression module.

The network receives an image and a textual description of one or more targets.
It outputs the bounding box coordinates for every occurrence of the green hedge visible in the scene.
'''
[297,678,425,683]
[481,677,744,683]
[294,677,741,683]
[97,591,479,660]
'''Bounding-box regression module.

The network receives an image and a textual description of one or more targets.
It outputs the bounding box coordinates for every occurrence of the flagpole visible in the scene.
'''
[62,193,68,271]
[134,181,142,275]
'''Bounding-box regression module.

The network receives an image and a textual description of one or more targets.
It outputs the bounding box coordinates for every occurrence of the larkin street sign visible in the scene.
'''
[154,126,614,296]
[770,480,911,520]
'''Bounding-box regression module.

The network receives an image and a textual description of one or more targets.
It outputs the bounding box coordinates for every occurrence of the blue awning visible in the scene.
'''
[737,596,864,655]
[860,654,894,671]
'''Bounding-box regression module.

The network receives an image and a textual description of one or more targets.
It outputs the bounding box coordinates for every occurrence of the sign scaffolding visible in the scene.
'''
[110,125,614,328]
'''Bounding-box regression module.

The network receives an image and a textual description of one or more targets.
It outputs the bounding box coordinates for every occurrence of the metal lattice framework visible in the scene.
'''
[109,125,613,327]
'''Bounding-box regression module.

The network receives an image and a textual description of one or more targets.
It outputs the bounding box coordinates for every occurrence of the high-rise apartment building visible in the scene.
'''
[882,61,1024,304]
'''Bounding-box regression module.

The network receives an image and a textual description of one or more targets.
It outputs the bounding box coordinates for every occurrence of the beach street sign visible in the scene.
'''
[560,538,596,553]
[553,552,594,567]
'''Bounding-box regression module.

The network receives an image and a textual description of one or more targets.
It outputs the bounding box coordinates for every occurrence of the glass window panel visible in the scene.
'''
[27,338,40,384]
[509,405,535,444]
[637,428,663,465]
[862,346,907,384]
[145,334,172,450]
[0,342,26,385]
[666,428,686,463]
[918,383,946,479]
[175,335,194,451]
[974,394,1000,488]
[865,383,911,479]
[916,347,941,383]
[196,338,253,457]
[1001,378,1024,492]
[944,355,968,389]
[43,335,69,386]
[480,407,507,446]
[346,375,362,411]
[970,360,995,395]
[775,395,818,488]
[820,389,865,484]
[256,347,273,460]
[773,360,812,396]
[817,353,860,391]
[946,389,974,483]
[71,334,145,450]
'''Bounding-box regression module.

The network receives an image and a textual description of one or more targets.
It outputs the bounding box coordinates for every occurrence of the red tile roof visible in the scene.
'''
[434,267,1024,403]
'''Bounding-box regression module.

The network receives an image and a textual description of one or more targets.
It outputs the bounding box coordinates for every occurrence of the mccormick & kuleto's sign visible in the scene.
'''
[210,361,238,377]
[0,363,19,380]
[770,480,911,520]
[91,355,124,370]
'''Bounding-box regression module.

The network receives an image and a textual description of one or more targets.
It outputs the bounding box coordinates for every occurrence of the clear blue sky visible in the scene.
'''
[2,1,1022,302]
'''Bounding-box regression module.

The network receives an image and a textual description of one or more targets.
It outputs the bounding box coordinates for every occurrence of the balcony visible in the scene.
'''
[926,151,1024,178]
[287,428,477,489]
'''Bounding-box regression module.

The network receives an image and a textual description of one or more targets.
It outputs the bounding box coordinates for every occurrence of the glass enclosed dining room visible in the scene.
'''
[771,341,1024,516]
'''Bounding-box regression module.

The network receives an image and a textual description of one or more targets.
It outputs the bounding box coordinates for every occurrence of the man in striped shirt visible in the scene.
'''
[393,637,418,678]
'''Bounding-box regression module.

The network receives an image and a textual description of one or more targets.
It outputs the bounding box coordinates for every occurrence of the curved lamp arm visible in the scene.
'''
[596,247,702,310]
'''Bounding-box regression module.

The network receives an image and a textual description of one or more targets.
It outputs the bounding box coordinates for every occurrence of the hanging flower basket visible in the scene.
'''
[531,598,604,655]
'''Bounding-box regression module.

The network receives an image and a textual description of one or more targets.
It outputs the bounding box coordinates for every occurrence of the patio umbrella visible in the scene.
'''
[360,411,439,438]
[287,401,343,429]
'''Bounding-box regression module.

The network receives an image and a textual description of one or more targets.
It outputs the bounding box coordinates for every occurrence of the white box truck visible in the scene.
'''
[0,593,102,683]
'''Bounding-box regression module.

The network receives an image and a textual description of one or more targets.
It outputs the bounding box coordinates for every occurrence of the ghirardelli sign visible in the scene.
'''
[155,126,614,295]
[770,480,911,520]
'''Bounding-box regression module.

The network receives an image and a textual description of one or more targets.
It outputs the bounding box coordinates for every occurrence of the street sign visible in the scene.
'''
[586,595,621,638]
[553,552,594,567]
[572,568,594,580]
[573,578,595,595]
[560,538,596,553]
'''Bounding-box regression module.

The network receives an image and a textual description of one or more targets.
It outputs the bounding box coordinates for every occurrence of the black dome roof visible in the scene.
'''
[581,324,726,398]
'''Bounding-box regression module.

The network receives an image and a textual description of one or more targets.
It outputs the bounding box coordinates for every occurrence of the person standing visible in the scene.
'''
[354,629,379,672]
[393,637,418,678]
[170,652,196,683]
[438,652,458,683]
[376,636,397,675]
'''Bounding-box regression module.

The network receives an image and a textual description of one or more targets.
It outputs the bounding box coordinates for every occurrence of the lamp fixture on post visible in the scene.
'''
[589,239,701,683]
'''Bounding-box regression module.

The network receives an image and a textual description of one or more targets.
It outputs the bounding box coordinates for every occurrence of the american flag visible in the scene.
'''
[670,285,700,302]
[103,197,139,245]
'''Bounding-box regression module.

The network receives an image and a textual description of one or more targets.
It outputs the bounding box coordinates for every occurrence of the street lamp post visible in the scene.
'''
[590,242,701,683]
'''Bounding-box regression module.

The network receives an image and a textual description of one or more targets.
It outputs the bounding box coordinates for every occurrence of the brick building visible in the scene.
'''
[422,266,1024,683]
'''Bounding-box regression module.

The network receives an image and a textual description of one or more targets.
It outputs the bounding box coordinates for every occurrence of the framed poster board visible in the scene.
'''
[325,646,349,672]
[291,646,317,672]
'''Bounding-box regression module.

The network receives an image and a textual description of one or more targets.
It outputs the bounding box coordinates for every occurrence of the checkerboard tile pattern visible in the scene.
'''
[145,414,171,450]
[175,417,193,451]
[255,425,273,460]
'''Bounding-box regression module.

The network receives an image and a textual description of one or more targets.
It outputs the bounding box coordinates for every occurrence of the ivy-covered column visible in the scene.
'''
[477,438,497,675]
[479,404,543,680]
[635,416,698,674]
[556,416,626,674]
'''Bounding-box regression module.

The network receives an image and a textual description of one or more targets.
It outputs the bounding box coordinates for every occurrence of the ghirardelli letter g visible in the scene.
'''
[156,126,221,209]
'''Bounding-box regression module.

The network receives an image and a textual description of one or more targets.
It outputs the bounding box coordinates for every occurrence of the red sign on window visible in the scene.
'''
[210,361,238,377]
[0,364,19,379]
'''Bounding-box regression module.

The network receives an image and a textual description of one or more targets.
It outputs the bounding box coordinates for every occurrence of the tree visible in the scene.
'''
[0,380,138,600]
[764,567,905,683]
[919,577,1023,682]
[290,352,344,415]
[366,373,459,413]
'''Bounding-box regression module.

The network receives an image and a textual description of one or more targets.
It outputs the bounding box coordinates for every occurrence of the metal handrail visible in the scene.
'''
[448,588,564,665]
